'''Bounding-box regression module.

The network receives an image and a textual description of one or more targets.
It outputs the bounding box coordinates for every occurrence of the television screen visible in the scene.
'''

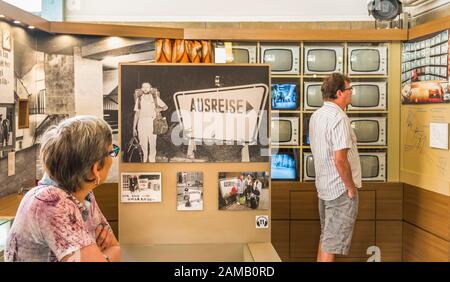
[272,84,297,110]
[305,155,315,178]
[360,155,379,178]
[351,85,380,108]
[232,48,249,64]
[264,49,293,72]
[307,49,336,72]
[306,84,324,108]
[271,153,297,180]
[271,120,292,143]
[351,120,380,143]
[351,49,380,72]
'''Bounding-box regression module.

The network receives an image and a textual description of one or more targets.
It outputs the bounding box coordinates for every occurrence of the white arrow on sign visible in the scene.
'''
[174,84,268,144]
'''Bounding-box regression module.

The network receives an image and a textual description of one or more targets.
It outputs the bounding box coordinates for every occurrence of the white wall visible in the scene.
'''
[73,47,103,118]
[65,0,373,22]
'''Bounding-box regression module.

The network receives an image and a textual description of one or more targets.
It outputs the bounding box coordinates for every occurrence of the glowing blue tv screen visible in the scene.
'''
[271,84,298,110]
[271,153,298,180]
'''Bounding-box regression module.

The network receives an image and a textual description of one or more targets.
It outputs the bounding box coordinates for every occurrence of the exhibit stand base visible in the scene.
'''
[121,243,281,262]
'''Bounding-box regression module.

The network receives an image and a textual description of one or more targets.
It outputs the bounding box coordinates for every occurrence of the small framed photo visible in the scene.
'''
[121,172,162,203]
[176,172,204,211]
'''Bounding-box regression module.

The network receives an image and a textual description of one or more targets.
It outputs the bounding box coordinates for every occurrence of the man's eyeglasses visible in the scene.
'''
[107,144,120,158]
[344,87,353,92]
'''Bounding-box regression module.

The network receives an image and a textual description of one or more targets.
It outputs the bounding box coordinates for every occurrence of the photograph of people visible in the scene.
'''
[0,107,13,148]
[309,73,361,262]
[176,172,203,211]
[120,64,269,163]
[132,82,168,162]
[218,172,269,211]
[121,173,162,203]
[4,116,121,262]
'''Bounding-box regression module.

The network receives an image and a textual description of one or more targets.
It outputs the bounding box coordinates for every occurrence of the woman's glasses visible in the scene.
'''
[107,144,120,158]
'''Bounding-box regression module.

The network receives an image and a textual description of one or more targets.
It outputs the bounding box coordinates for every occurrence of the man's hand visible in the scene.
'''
[347,186,357,199]
[95,224,117,251]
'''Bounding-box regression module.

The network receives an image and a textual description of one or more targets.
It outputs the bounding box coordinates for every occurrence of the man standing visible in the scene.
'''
[1,114,10,147]
[0,114,3,148]
[132,82,168,162]
[309,73,361,262]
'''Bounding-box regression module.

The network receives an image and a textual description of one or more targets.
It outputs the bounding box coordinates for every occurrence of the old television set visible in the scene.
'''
[214,42,257,64]
[260,44,300,75]
[348,46,388,75]
[271,116,299,146]
[349,117,387,146]
[304,45,344,74]
[304,82,324,110]
[271,148,300,181]
[347,82,387,111]
[271,83,298,110]
[359,152,386,181]
[229,43,257,64]
[303,152,316,181]
[303,152,386,181]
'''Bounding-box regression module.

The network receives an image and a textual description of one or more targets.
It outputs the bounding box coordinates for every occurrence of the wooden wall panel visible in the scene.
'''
[376,184,403,220]
[94,183,119,221]
[404,185,450,241]
[290,191,319,220]
[290,221,321,258]
[376,221,403,262]
[403,222,449,262]
[357,191,376,220]
[271,187,290,220]
[271,220,290,261]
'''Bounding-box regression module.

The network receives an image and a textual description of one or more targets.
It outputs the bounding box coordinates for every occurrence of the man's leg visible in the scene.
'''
[149,133,157,162]
[317,243,335,262]
[317,197,336,262]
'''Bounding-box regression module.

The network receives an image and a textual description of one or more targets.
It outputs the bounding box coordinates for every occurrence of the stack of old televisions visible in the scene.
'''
[401,29,449,86]
[214,42,388,183]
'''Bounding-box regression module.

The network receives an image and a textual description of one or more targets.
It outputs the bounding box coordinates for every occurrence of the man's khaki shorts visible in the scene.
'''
[318,190,359,255]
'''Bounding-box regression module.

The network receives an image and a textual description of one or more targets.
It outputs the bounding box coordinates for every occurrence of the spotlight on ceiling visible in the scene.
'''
[368,0,403,21]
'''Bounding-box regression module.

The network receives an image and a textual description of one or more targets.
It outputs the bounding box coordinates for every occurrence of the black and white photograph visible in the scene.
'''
[176,172,204,211]
[0,105,14,150]
[120,64,270,163]
[0,28,14,104]
[218,171,270,211]
[121,172,162,203]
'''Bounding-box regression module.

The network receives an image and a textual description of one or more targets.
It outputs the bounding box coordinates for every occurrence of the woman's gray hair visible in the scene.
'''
[40,115,112,193]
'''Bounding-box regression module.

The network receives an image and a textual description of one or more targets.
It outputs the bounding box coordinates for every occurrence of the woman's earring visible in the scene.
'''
[95,177,100,186]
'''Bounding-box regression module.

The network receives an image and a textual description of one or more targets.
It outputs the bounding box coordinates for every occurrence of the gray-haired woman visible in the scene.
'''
[5,116,120,262]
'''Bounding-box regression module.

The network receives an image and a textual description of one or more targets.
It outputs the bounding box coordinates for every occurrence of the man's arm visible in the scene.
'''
[133,111,139,137]
[61,244,121,262]
[334,149,357,198]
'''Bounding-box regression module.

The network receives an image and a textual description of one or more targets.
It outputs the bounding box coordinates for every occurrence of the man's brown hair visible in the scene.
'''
[321,73,351,100]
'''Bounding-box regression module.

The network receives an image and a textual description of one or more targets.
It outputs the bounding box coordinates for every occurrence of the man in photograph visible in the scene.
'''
[0,114,3,147]
[309,73,361,262]
[1,113,10,147]
[132,82,168,162]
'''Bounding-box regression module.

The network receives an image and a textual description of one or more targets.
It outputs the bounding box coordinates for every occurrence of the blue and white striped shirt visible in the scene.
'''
[309,101,362,201]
